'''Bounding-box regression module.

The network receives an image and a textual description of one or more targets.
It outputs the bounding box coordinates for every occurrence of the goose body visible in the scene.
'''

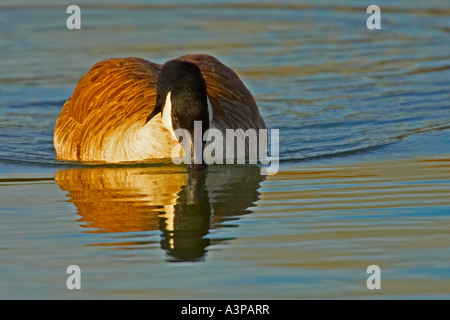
[54,54,266,163]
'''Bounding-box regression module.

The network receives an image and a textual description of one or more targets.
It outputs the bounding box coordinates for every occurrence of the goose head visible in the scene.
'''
[147,60,212,170]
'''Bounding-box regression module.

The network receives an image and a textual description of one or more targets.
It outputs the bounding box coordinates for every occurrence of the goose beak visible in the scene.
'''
[189,163,208,170]
[189,138,208,170]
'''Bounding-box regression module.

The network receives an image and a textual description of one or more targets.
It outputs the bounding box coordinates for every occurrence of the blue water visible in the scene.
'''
[1,0,450,299]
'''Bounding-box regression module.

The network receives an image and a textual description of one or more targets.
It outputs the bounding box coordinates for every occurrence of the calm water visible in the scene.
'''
[1,0,450,299]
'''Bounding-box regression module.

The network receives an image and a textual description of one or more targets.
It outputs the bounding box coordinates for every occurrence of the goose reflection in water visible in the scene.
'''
[55,165,265,261]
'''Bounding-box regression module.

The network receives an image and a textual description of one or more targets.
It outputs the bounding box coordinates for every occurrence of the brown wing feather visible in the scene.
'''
[175,54,266,131]
[54,58,177,162]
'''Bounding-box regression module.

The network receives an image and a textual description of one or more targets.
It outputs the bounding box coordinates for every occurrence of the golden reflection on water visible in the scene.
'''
[55,165,265,261]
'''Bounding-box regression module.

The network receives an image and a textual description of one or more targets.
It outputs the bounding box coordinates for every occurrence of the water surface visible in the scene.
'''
[1,0,450,299]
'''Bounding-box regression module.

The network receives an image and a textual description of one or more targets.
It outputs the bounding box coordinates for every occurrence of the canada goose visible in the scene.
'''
[54,54,266,169]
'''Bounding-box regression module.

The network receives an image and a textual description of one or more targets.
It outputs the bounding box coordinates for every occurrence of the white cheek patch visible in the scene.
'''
[161,91,177,139]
